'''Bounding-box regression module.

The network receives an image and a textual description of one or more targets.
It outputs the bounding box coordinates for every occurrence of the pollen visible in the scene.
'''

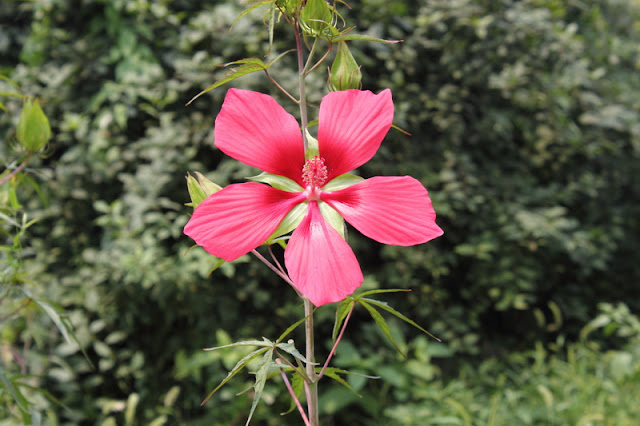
[302,156,328,188]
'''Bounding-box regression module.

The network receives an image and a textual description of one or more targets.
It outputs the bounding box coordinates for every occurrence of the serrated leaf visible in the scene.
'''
[246,348,274,426]
[360,300,406,358]
[361,298,440,341]
[200,346,270,405]
[332,299,355,341]
[231,0,273,32]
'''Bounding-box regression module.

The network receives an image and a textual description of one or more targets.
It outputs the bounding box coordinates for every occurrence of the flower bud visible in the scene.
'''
[186,172,222,208]
[300,0,336,38]
[328,42,362,91]
[16,98,51,152]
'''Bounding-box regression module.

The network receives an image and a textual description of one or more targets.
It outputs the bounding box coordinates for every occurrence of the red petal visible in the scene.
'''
[184,183,304,261]
[318,89,394,180]
[321,176,444,246]
[285,202,363,306]
[215,89,305,184]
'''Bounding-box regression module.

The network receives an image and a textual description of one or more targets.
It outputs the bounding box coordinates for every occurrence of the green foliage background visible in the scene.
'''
[1,0,639,424]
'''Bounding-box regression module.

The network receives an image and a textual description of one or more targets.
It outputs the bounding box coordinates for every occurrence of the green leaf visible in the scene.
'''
[30,296,74,346]
[283,372,305,414]
[246,348,274,426]
[203,337,274,351]
[276,341,315,365]
[332,299,355,341]
[0,366,30,414]
[231,0,274,32]
[200,346,271,405]
[207,257,226,276]
[322,369,361,397]
[186,50,292,105]
[276,313,311,343]
[354,288,411,299]
[329,32,402,44]
[359,300,406,358]
[361,297,440,341]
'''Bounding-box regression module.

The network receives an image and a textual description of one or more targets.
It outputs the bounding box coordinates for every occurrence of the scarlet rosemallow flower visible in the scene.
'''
[184,88,443,306]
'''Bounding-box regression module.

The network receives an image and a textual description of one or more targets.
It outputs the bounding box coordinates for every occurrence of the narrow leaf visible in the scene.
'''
[361,298,440,341]
[332,299,355,341]
[321,368,362,397]
[203,338,273,351]
[282,372,305,415]
[231,0,273,31]
[0,366,29,413]
[201,346,270,405]
[354,288,410,299]
[360,300,406,358]
[330,33,402,44]
[276,311,312,343]
[245,348,274,426]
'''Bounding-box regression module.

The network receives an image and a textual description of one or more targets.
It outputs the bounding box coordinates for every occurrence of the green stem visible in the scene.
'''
[304,297,319,425]
[295,20,309,152]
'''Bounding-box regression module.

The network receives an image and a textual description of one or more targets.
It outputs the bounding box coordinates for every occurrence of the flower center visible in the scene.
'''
[302,156,328,189]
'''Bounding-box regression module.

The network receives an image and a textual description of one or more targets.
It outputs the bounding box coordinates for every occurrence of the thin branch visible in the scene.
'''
[304,43,333,77]
[0,299,32,322]
[251,248,295,287]
[276,358,310,426]
[0,153,33,186]
[263,69,299,104]
[267,245,287,276]
[318,302,355,380]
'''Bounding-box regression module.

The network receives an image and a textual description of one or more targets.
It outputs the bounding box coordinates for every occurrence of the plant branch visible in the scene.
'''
[0,153,33,186]
[276,358,310,426]
[295,20,309,152]
[263,69,299,104]
[318,302,355,380]
[251,249,295,287]
[304,297,319,425]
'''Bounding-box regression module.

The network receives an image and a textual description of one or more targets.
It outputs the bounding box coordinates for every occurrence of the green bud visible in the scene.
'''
[328,42,362,91]
[186,172,222,208]
[16,98,51,152]
[300,0,337,38]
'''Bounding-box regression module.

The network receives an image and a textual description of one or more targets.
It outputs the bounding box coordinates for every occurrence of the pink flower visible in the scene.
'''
[184,88,443,306]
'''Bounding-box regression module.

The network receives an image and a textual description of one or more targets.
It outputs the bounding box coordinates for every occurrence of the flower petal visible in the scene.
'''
[215,89,305,184]
[185,183,305,261]
[285,201,363,306]
[318,89,394,180]
[321,176,444,246]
